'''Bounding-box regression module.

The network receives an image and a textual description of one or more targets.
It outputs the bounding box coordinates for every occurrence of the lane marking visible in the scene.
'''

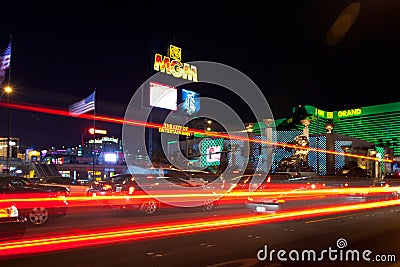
[305,214,354,224]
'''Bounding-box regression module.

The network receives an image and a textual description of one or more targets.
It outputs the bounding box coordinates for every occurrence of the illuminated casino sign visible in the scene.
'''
[154,45,198,82]
[182,89,200,116]
[159,123,191,136]
[314,108,333,119]
[337,108,362,118]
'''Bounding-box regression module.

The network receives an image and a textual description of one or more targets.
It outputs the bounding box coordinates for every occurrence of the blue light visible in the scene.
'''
[181,89,200,116]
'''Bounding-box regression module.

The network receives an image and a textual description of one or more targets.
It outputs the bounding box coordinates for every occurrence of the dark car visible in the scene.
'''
[0,203,27,240]
[336,166,370,178]
[0,179,68,225]
[235,172,328,213]
[38,176,90,197]
[1,176,70,196]
[92,168,220,215]
[230,172,312,191]
[246,172,399,214]
[383,171,400,187]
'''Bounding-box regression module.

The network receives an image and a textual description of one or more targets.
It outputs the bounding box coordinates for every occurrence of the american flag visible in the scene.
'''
[0,42,11,84]
[68,91,95,116]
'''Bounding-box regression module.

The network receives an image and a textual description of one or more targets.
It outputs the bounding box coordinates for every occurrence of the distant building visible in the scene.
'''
[0,137,19,159]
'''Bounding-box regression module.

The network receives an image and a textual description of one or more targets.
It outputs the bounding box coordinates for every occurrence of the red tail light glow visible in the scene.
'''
[102,184,112,191]
[128,186,135,195]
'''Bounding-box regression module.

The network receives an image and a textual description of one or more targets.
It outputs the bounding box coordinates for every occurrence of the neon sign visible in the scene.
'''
[159,123,191,136]
[153,45,198,82]
[338,108,362,118]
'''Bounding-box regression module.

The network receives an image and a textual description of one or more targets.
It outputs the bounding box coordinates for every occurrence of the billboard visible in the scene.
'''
[199,138,224,167]
[181,89,200,116]
[149,81,177,110]
[206,146,221,163]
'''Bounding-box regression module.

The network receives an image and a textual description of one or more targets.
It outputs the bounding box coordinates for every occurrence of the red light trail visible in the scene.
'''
[0,101,391,163]
[0,199,399,259]
[1,186,399,208]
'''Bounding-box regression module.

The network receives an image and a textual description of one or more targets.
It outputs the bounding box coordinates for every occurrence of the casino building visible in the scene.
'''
[284,102,400,157]
[245,101,400,177]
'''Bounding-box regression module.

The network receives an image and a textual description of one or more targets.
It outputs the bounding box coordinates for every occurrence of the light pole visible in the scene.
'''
[4,85,12,174]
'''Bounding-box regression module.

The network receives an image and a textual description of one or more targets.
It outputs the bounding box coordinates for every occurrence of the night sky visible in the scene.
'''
[1,1,400,150]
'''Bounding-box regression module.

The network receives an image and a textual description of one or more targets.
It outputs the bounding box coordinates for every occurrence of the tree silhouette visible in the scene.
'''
[276,105,311,131]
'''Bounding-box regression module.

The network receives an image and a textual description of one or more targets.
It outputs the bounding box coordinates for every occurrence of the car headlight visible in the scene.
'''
[1,204,19,218]
[9,205,19,217]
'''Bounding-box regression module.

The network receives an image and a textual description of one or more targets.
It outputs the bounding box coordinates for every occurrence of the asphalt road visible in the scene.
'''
[1,199,400,267]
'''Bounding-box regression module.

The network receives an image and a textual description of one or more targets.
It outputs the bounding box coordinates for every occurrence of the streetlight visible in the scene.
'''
[4,85,12,174]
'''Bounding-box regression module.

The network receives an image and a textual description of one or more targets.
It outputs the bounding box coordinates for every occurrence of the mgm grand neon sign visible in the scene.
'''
[153,45,198,82]
[337,108,362,118]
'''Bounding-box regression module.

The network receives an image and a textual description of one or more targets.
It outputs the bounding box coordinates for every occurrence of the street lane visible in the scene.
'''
[1,200,400,267]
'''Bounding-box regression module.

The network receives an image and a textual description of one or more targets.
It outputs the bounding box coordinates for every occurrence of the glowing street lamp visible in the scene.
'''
[4,86,12,94]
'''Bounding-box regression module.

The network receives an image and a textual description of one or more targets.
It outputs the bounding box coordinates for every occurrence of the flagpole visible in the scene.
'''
[6,35,12,174]
[8,35,11,82]
[92,89,96,181]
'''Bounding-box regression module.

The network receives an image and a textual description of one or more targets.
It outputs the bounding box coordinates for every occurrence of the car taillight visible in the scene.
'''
[128,186,135,194]
[102,184,112,190]
[266,176,271,183]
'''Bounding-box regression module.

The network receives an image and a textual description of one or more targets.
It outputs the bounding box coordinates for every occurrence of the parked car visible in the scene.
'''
[1,176,70,196]
[0,203,27,240]
[37,176,90,197]
[89,167,221,214]
[0,179,68,225]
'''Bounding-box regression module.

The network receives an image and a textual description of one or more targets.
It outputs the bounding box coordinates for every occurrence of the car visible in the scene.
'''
[231,171,329,213]
[229,171,316,192]
[383,172,400,186]
[0,176,71,196]
[88,173,161,214]
[246,173,399,214]
[92,167,221,215]
[0,203,27,240]
[231,172,289,190]
[0,179,68,225]
[37,176,90,197]
[336,166,370,178]
[307,175,398,201]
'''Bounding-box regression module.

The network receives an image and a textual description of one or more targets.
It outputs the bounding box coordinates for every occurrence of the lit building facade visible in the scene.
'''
[301,103,399,157]
[246,102,400,176]
[0,137,19,159]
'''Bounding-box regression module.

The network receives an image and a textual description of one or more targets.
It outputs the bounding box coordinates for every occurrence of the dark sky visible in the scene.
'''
[1,1,400,150]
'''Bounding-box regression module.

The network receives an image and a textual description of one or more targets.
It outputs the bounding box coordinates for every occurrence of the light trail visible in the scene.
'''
[0,199,399,259]
[1,186,399,207]
[0,101,392,163]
